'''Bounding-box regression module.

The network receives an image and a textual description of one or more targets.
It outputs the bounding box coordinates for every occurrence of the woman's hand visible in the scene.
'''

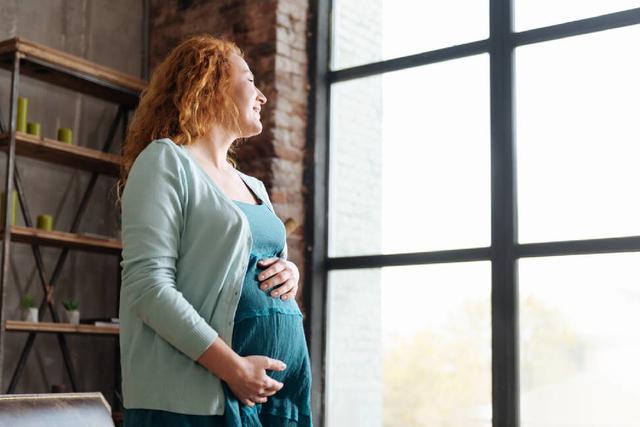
[257,258,299,301]
[226,355,287,407]
[197,338,286,407]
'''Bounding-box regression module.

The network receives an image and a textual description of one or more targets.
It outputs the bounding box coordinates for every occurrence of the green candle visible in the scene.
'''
[0,190,17,227]
[17,97,28,133]
[36,214,53,231]
[27,122,41,137]
[57,128,73,144]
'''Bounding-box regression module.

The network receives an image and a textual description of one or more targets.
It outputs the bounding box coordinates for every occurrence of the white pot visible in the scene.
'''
[22,307,38,322]
[65,310,80,325]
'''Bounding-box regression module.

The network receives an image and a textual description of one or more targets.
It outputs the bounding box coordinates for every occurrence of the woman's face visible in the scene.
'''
[228,53,267,138]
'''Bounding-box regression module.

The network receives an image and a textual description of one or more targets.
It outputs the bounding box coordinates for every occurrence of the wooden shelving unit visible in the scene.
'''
[0,131,121,176]
[0,36,145,426]
[6,320,119,336]
[0,37,144,107]
[2,226,122,254]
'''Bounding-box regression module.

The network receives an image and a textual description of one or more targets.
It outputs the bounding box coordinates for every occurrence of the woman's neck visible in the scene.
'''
[189,127,237,172]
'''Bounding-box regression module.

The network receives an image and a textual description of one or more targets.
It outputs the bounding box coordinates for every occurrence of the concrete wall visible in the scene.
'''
[0,0,143,408]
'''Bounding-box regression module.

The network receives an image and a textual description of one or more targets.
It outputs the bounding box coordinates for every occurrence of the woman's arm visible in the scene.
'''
[121,142,217,360]
[197,337,286,407]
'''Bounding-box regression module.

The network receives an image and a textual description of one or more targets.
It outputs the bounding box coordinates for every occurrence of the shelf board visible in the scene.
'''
[0,37,145,107]
[5,320,119,336]
[2,226,122,254]
[0,131,121,176]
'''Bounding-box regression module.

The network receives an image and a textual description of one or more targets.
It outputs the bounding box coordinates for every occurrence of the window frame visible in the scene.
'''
[305,2,640,426]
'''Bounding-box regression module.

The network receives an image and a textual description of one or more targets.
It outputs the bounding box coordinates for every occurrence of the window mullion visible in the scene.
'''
[490,0,519,426]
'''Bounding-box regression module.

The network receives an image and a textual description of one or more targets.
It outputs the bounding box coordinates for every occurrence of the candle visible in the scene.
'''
[57,128,73,144]
[27,122,41,137]
[17,97,28,133]
[0,190,17,226]
[36,214,53,231]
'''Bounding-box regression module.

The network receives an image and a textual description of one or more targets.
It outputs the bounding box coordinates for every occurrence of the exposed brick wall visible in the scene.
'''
[149,0,310,313]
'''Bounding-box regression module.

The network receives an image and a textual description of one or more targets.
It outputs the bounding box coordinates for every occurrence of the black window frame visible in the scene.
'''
[304,2,640,426]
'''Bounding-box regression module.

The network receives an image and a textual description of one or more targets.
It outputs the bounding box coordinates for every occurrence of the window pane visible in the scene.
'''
[515,0,640,32]
[515,25,640,244]
[326,262,492,427]
[519,253,640,427]
[332,0,488,70]
[329,55,490,257]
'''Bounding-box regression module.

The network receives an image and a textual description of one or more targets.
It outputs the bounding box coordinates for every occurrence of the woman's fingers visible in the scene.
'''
[258,261,287,289]
[264,377,284,393]
[261,387,278,397]
[279,283,298,301]
[260,270,293,291]
[230,355,287,406]
[270,278,296,298]
[261,270,291,293]
[257,259,301,301]
[263,356,287,372]
[257,257,279,268]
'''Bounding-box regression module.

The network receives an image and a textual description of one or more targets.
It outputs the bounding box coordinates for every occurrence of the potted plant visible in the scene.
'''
[20,294,38,322]
[62,300,80,324]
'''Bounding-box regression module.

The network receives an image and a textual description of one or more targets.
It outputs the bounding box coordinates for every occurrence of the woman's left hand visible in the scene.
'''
[257,258,299,301]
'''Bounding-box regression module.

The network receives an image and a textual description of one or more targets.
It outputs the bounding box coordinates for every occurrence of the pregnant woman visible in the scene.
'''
[118,34,312,426]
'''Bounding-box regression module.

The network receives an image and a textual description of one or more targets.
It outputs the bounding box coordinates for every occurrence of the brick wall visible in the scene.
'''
[149,0,310,313]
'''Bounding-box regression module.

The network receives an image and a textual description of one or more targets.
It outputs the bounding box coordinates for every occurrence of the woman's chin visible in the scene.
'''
[245,122,263,137]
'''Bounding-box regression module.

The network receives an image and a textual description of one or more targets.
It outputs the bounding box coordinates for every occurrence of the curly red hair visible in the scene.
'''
[117,34,244,201]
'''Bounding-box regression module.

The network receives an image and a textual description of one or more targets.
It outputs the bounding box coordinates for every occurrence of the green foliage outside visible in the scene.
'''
[382,297,586,427]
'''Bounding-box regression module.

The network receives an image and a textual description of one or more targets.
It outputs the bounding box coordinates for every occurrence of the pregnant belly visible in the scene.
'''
[231,312,309,384]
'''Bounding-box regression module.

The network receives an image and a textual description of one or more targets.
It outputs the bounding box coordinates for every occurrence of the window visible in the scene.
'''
[329,55,490,257]
[327,263,492,426]
[519,253,640,426]
[309,1,640,426]
[516,24,640,243]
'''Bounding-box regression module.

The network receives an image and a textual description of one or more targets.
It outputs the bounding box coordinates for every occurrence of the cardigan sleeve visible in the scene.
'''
[120,142,218,361]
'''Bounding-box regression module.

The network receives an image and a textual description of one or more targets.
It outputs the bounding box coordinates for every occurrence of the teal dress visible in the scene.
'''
[124,195,313,426]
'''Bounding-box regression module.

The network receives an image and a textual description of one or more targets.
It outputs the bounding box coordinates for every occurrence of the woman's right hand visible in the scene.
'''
[196,338,286,407]
[226,355,287,407]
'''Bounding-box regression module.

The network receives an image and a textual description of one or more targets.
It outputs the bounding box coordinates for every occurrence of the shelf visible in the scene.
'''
[0,36,126,401]
[0,37,145,107]
[2,226,122,254]
[5,320,119,336]
[0,131,121,176]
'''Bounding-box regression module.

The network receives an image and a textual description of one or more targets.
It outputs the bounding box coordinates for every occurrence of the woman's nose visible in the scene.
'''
[257,89,267,105]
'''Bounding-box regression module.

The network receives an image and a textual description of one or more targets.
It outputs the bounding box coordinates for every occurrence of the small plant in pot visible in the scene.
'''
[20,294,38,322]
[62,300,80,324]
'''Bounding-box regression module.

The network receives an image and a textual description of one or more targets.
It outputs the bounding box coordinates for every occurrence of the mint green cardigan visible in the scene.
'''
[119,138,288,415]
